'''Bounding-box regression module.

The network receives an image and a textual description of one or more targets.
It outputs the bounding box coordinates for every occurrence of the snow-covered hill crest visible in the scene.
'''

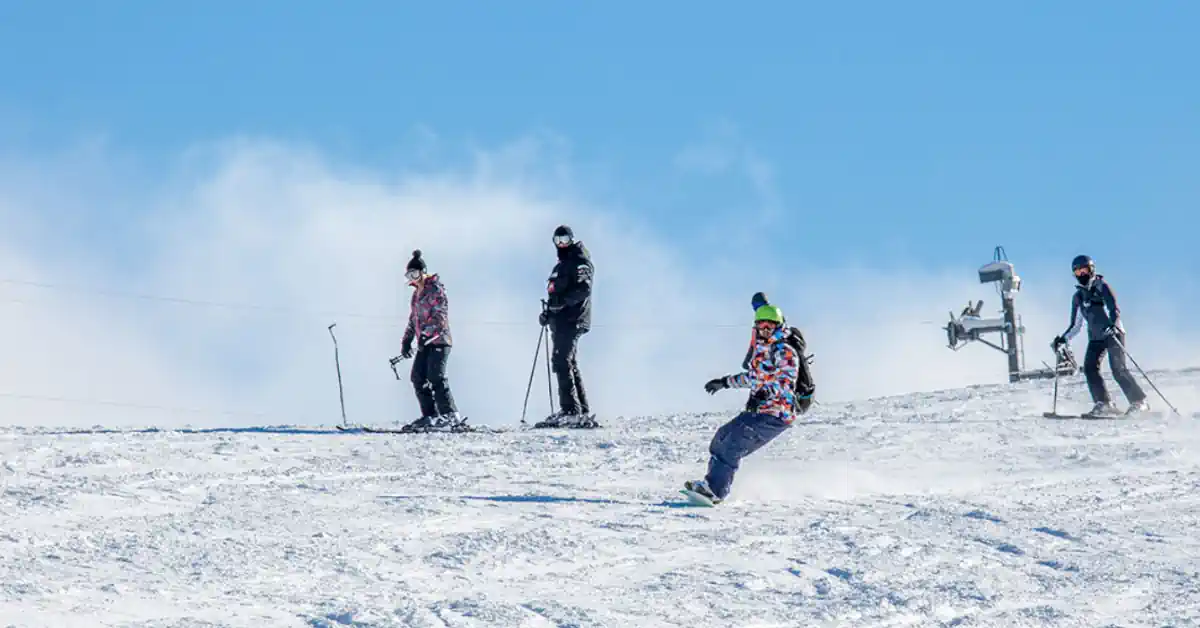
[2,371,1199,627]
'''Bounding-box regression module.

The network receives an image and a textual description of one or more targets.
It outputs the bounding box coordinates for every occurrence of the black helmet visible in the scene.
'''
[1072,254,1095,284]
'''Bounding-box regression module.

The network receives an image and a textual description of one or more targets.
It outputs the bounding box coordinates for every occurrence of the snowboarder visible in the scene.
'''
[535,225,597,428]
[686,304,803,504]
[397,250,463,430]
[741,292,815,414]
[1051,254,1149,416]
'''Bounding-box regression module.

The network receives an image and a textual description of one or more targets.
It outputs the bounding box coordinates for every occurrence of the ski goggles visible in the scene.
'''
[553,234,573,246]
[405,269,422,282]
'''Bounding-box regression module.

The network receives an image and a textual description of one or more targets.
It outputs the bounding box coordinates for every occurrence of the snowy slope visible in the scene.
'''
[2,370,1200,627]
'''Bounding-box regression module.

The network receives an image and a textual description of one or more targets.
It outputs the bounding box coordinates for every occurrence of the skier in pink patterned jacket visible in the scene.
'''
[398,249,460,430]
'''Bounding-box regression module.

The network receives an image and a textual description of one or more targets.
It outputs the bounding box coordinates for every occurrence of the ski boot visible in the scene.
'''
[683,479,722,505]
[533,411,600,429]
[1082,401,1121,419]
[433,413,473,432]
[533,411,568,428]
[399,416,436,433]
[1125,399,1150,416]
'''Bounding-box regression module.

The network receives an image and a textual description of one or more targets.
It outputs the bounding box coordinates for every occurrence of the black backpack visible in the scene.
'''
[784,326,816,413]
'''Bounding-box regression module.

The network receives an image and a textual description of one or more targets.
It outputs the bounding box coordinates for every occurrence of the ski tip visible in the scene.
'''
[1042,412,1093,419]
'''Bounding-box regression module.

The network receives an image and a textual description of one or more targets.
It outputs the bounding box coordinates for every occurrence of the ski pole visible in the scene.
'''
[1050,358,1060,415]
[541,300,556,415]
[1047,344,1066,416]
[389,355,409,380]
[520,323,546,425]
[544,325,555,414]
[1111,334,1179,415]
[328,323,347,427]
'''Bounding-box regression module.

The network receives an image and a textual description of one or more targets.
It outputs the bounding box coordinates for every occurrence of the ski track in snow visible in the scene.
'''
[2,372,1200,627]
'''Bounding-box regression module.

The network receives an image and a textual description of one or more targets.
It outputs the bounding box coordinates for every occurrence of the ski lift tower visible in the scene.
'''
[943,246,1077,382]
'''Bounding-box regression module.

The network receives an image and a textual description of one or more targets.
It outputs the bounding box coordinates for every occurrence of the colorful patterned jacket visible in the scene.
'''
[402,274,452,348]
[726,324,801,423]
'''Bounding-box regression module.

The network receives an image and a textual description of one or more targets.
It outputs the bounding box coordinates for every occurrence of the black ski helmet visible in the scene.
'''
[1071,254,1095,284]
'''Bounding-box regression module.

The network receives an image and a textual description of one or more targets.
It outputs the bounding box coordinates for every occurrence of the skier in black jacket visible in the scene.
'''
[535,225,597,428]
[1052,254,1149,416]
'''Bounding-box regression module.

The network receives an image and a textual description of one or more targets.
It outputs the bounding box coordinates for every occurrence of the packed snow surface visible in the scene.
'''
[3,370,1200,627]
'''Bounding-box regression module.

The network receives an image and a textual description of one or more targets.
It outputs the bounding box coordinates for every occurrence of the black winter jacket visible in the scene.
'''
[546,241,593,331]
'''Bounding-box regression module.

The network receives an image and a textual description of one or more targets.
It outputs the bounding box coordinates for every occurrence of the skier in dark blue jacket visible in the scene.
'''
[1052,255,1148,416]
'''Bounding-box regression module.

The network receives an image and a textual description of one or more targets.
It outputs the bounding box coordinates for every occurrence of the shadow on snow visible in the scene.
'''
[378,493,708,508]
[32,425,344,436]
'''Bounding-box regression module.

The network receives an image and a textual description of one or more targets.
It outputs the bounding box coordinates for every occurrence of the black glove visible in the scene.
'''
[538,310,549,326]
[1051,335,1065,349]
[1102,325,1117,339]
[704,377,729,395]
[401,342,413,359]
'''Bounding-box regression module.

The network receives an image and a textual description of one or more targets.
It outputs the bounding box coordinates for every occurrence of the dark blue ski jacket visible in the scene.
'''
[1063,275,1124,342]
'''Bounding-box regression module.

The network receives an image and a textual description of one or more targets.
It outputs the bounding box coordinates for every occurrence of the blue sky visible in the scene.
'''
[3,2,1196,271]
[1,1,1198,425]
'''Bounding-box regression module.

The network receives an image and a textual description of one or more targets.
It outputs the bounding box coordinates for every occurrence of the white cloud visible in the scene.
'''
[673,119,780,219]
[0,132,1197,428]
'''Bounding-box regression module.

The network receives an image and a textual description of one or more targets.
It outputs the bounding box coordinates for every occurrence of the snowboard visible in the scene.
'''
[678,488,717,507]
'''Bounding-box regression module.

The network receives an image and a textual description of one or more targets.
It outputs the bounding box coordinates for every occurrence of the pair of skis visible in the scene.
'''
[1042,409,1162,420]
[528,413,601,429]
[335,420,500,434]
[335,414,604,434]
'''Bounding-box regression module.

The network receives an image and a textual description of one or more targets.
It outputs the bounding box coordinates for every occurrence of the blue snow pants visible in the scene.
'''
[705,411,791,499]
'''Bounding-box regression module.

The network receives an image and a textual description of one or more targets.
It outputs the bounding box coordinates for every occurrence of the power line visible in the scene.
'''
[0,277,397,322]
[0,277,746,328]
[0,389,276,420]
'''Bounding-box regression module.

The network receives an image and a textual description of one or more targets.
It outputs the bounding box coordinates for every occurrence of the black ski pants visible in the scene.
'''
[1083,332,1146,405]
[550,324,589,415]
[411,344,457,418]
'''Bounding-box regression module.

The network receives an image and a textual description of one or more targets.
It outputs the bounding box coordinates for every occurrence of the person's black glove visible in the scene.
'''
[746,387,768,407]
[1051,335,1066,349]
[1102,325,1117,339]
[538,310,549,326]
[704,377,729,394]
[401,341,413,359]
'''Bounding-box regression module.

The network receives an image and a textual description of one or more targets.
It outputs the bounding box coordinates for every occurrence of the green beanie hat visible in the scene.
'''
[754,304,784,324]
